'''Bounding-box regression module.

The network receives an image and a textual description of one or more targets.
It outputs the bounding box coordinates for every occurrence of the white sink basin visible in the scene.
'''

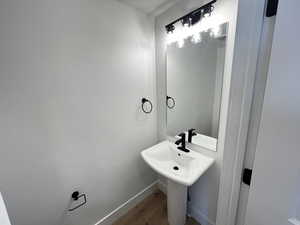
[141,140,214,186]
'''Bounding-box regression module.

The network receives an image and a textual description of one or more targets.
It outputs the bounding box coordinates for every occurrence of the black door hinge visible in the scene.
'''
[242,168,252,186]
[266,0,278,17]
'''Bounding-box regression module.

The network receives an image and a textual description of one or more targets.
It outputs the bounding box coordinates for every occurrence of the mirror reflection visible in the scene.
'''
[166,23,227,151]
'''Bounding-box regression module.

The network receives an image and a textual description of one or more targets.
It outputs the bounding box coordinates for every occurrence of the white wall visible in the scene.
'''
[155,0,237,224]
[0,1,157,225]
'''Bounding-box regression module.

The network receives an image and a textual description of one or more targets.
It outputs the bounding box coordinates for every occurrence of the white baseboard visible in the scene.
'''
[95,181,158,225]
[189,204,216,225]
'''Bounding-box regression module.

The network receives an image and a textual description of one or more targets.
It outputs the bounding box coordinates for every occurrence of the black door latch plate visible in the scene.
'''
[266,0,278,17]
[242,168,252,186]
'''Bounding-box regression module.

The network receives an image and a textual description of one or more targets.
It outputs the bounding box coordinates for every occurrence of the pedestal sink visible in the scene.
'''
[141,141,214,225]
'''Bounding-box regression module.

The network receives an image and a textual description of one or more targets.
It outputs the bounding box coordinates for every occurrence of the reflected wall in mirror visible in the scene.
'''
[166,23,228,151]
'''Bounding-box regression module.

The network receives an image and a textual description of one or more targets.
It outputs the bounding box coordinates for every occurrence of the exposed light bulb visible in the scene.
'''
[203,6,212,18]
[182,17,191,28]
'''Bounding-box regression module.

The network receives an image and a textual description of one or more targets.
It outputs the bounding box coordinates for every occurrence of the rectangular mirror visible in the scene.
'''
[166,23,228,151]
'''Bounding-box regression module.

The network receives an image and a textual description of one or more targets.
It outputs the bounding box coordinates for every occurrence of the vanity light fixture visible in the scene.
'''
[165,0,217,47]
[165,0,217,34]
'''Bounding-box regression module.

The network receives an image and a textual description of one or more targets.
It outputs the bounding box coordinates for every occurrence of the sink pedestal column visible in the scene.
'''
[167,179,188,225]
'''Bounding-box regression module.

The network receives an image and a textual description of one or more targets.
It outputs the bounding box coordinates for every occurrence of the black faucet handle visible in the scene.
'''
[188,128,197,136]
[188,129,197,143]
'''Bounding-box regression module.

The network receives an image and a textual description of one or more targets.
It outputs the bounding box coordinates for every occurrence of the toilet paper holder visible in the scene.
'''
[68,191,87,212]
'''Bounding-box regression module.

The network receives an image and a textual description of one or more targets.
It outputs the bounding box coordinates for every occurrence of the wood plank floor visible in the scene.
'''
[113,191,200,225]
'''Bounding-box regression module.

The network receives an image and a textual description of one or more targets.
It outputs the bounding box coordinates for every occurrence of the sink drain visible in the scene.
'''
[173,166,179,171]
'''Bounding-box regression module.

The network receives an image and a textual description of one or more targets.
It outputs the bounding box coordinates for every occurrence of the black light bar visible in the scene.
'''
[165,0,217,33]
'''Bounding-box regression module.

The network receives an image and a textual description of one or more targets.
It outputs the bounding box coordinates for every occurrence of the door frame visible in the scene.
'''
[216,0,268,225]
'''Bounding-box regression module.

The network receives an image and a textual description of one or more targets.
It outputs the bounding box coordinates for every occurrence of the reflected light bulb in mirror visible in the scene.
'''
[192,33,202,44]
[211,25,221,37]
[177,39,184,48]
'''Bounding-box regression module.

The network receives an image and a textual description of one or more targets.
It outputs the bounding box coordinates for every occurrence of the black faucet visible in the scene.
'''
[175,133,190,153]
[188,128,197,143]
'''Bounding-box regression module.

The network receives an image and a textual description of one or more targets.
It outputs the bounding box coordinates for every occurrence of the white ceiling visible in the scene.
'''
[118,0,178,14]
[118,0,210,16]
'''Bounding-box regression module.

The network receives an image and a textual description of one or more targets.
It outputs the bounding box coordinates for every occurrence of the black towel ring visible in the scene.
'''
[166,96,176,109]
[142,98,153,114]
